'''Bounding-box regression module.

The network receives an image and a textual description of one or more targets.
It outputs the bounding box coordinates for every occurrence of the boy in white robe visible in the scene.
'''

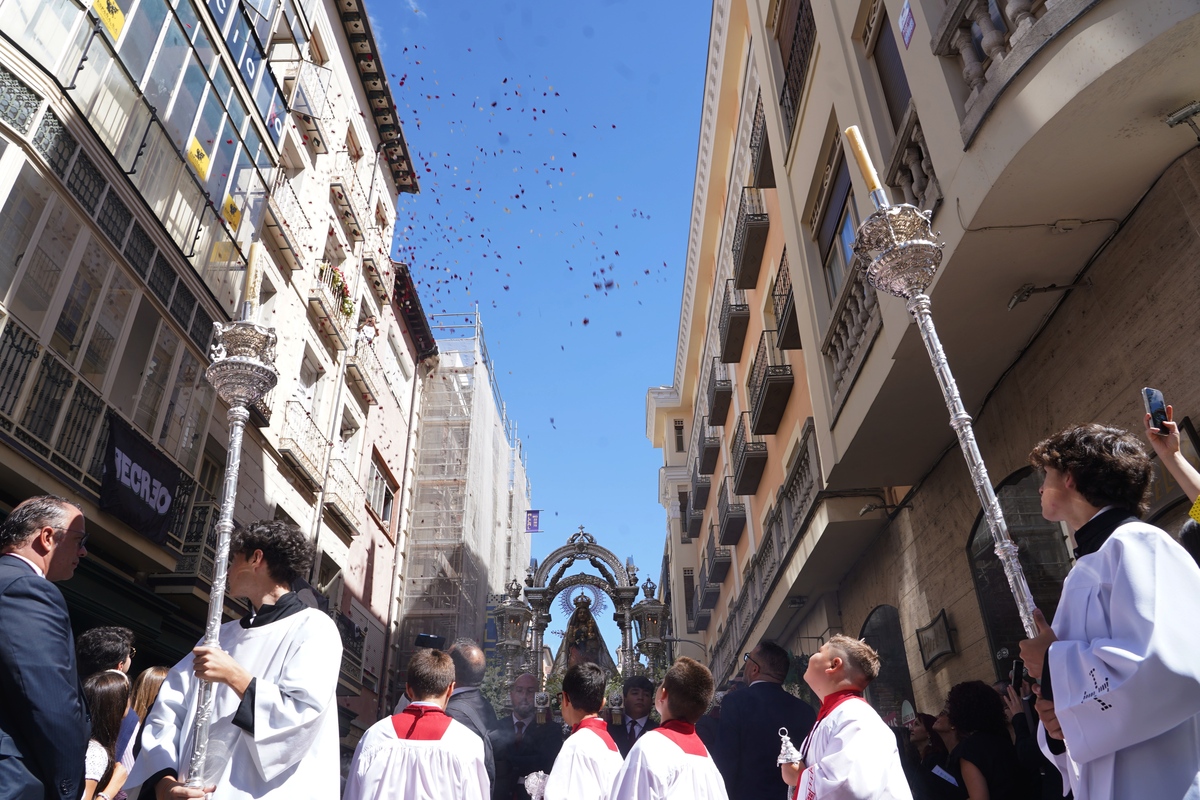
[344,648,488,800]
[1021,423,1200,800]
[781,635,911,800]
[126,521,342,800]
[544,663,623,800]
[611,656,728,800]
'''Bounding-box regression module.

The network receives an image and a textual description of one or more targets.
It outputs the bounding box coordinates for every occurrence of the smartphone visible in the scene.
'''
[1012,657,1025,686]
[1143,387,1168,433]
[414,633,447,650]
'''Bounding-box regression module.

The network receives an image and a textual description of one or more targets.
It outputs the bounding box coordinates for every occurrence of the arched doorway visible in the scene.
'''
[859,605,916,726]
[967,468,1072,679]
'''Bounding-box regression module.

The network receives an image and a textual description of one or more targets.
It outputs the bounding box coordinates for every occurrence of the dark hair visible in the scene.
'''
[230,520,314,586]
[662,657,714,724]
[0,495,80,553]
[76,626,135,678]
[1179,519,1200,568]
[407,649,455,700]
[891,726,919,767]
[622,674,655,697]
[131,666,169,721]
[916,712,948,757]
[562,663,607,715]
[448,638,486,687]
[755,641,791,680]
[1029,424,1151,515]
[83,670,130,788]
[946,680,1008,737]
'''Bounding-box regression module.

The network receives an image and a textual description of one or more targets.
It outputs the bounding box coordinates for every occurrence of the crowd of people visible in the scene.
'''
[3,414,1200,799]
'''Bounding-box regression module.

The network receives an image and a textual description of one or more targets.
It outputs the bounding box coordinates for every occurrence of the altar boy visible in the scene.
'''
[544,663,622,800]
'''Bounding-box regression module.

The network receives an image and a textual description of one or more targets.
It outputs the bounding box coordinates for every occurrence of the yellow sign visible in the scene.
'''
[187,136,211,182]
[221,194,242,230]
[93,0,125,40]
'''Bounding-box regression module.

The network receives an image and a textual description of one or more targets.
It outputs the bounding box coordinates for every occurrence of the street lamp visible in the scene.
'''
[631,578,666,675]
[842,126,1038,638]
[494,578,533,679]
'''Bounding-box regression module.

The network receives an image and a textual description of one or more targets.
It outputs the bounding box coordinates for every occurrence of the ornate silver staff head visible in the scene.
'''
[852,204,945,300]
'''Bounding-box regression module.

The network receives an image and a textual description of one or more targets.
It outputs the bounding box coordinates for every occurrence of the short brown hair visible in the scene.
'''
[1029,424,1151,515]
[406,649,455,701]
[828,634,881,683]
[662,657,714,723]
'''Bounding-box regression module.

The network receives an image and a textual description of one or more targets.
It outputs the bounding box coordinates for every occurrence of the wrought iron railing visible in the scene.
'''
[335,612,365,686]
[327,455,365,533]
[772,251,793,327]
[732,187,767,266]
[310,263,355,349]
[718,474,746,534]
[748,330,791,415]
[779,0,817,148]
[750,89,772,188]
[718,280,749,356]
[706,357,731,425]
[269,169,312,270]
[347,341,383,404]
[279,400,329,488]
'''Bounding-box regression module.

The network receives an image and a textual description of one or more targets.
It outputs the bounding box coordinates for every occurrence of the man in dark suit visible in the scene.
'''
[715,640,816,800]
[0,495,91,800]
[490,672,562,800]
[606,674,657,757]
[446,638,499,790]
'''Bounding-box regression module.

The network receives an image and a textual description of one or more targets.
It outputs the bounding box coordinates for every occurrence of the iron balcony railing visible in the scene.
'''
[719,280,750,363]
[750,89,774,189]
[732,411,768,496]
[335,612,365,687]
[707,529,732,583]
[327,456,365,534]
[692,458,711,509]
[772,250,802,350]
[748,329,795,435]
[693,589,712,631]
[330,150,369,241]
[699,560,721,609]
[309,263,355,349]
[279,400,330,490]
[267,169,312,272]
[732,187,770,290]
[347,342,383,405]
[780,0,817,149]
[717,475,747,546]
[697,415,721,475]
[706,357,732,426]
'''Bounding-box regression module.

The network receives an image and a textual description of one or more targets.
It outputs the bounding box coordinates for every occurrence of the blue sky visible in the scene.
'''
[371,1,711,658]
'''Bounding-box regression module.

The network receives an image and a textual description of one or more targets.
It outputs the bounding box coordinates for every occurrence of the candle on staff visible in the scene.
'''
[241,242,262,321]
[843,126,890,209]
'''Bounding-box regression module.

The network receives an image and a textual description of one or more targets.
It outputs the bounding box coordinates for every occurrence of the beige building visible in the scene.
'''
[0,0,432,755]
[650,0,1200,722]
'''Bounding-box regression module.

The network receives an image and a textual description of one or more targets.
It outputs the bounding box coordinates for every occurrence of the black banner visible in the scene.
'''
[99,412,183,545]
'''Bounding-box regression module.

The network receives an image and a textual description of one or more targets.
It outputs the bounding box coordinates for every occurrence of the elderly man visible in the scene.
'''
[491,673,563,800]
[0,495,91,800]
[716,640,816,800]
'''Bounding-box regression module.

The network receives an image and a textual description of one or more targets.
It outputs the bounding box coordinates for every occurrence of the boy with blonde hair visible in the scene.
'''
[781,635,911,800]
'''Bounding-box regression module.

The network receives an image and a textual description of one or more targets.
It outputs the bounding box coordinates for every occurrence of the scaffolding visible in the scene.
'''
[399,311,531,672]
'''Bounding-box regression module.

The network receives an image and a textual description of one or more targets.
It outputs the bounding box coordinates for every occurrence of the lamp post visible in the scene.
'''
[841,127,1038,638]
[495,578,533,680]
[183,254,279,789]
[631,579,666,676]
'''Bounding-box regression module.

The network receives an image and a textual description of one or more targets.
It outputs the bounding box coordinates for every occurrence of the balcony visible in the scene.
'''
[707,530,732,583]
[717,475,746,546]
[884,104,942,214]
[309,263,355,350]
[335,612,365,690]
[249,389,273,428]
[169,500,219,584]
[265,170,313,273]
[698,562,721,609]
[691,458,711,508]
[706,357,732,425]
[719,280,750,363]
[748,330,794,435]
[330,151,369,241]
[688,506,704,539]
[693,592,712,631]
[279,400,330,491]
[732,413,768,496]
[732,188,769,290]
[779,0,817,149]
[346,342,382,405]
[326,456,365,534]
[280,57,331,154]
[821,267,881,423]
[750,90,774,189]
[362,226,394,302]
[772,251,802,350]
[697,416,720,475]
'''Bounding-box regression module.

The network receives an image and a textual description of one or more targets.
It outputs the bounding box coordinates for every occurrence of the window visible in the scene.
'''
[0,164,53,307]
[859,605,916,725]
[816,155,857,306]
[968,469,1073,679]
[674,419,685,452]
[297,352,322,417]
[683,568,695,620]
[871,12,912,132]
[367,456,396,526]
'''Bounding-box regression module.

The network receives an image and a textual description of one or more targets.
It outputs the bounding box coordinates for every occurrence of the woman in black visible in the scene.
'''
[933,681,1023,800]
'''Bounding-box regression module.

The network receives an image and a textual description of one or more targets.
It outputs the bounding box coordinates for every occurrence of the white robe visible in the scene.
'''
[544,726,623,800]
[795,699,912,800]
[126,608,343,799]
[610,726,728,800]
[343,714,488,800]
[1039,520,1200,800]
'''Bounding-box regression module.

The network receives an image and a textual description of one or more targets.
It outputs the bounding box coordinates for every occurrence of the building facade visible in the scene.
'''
[395,310,532,684]
[0,0,433,757]
[651,0,1200,723]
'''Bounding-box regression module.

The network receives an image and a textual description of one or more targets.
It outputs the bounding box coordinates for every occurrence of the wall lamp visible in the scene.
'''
[1167,100,1200,142]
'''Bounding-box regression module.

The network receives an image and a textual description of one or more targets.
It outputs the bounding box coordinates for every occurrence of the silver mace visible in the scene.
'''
[182,312,279,790]
[843,127,1038,638]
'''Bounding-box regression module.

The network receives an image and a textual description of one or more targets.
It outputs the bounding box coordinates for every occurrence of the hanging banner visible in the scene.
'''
[525,510,540,533]
[100,412,183,545]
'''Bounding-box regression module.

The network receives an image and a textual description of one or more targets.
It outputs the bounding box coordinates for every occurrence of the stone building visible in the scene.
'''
[649,0,1200,722]
[0,0,433,755]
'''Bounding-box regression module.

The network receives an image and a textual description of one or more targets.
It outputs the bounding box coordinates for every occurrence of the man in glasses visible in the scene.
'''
[715,641,816,800]
[0,494,91,800]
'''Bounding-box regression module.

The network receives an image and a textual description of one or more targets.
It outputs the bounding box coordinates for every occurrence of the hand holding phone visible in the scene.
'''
[1143,387,1168,434]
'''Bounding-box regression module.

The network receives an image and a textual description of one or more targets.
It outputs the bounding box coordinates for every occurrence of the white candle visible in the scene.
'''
[843,126,882,193]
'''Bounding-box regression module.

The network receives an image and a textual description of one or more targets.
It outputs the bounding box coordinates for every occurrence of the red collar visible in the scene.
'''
[573,717,619,751]
[655,719,707,757]
[391,704,453,740]
[816,689,864,723]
